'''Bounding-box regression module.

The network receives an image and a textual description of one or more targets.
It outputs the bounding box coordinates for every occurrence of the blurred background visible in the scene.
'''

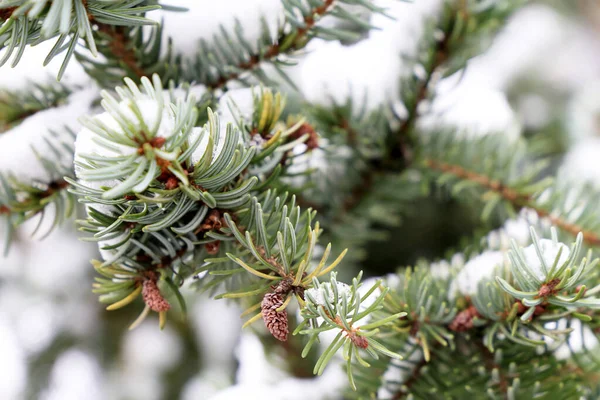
[2,0,600,399]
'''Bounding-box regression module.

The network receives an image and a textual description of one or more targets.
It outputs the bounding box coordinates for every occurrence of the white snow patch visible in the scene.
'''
[551,319,599,360]
[445,5,600,92]
[0,40,88,90]
[147,1,283,61]
[561,138,600,188]
[213,333,346,400]
[566,80,600,141]
[181,369,232,400]
[295,0,443,110]
[487,217,531,251]
[420,85,521,141]
[377,343,423,399]
[306,281,351,307]
[451,251,507,297]
[0,85,97,182]
[15,300,58,354]
[189,293,241,368]
[521,239,570,281]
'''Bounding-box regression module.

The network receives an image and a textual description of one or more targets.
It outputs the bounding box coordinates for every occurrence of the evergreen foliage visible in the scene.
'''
[2,0,600,398]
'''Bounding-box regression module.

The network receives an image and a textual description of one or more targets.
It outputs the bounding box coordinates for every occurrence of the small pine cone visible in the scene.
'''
[142,279,171,312]
[449,305,479,332]
[261,292,289,341]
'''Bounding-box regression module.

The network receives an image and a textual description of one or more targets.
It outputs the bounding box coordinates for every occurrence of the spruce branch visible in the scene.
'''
[391,355,429,400]
[390,6,454,167]
[201,0,336,90]
[0,81,72,133]
[188,0,385,91]
[0,82,78,253]
[305,96,390,211]
[201,190,403,388]
[76,19,181,89]
[299,272,405,390]
[496,227,600,317]
[350,231,600,398]
[398,340,587,399]
[226,87,320,177]
[0,175,73,250]
[421,151,600,247]
[93,24,148,79]
[390,0,526,162]
[71,77,335,336]
[0,0,161,79]
[296,0,527,246]
[0,127,78,253]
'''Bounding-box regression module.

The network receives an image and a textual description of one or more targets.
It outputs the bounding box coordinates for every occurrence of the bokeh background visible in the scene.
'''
[2,0,600,399]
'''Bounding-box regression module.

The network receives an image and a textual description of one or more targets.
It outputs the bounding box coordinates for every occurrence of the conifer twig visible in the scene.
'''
[94,24,146,78]
[392,357,429,400]
[2,178,70,217]
[337,8,457,216]
[422,158,600,246]
[0,7,17,20]
[206,0,336,90]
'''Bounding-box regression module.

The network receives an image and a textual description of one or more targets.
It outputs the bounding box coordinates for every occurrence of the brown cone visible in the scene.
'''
[261,292,289,341]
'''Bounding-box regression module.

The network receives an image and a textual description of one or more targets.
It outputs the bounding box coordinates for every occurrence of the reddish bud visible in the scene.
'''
[205,241,220,255]
[165,177,179,190]
[142,279,171,312]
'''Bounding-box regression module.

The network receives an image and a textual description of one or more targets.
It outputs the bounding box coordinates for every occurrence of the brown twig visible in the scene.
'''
[423,158,600,247]
[0,7,17,21]
[207,0,335,90]
[392,357,429,400]
[392,11,454,167]
[336,11,455,217]
[95,24,146,78]
[5,178,70,216]
[339,118,358,147]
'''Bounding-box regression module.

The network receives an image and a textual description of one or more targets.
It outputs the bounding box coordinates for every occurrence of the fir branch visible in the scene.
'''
[422,158,600,247]
[77,19,181,88]
[204,0,335,90]
[7,178,70,214]
[1,175,75,252]
[307,1,469,221]
[476,340,510,397]
[0,0,160,79]
[190,0,382,91]
[300,97,391,215]
[391,356,429,400]
[302,0,527,242]
[95,24,146,79]
[1,127,78,252]
[391,10,454,166]
[0,81,72,133]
